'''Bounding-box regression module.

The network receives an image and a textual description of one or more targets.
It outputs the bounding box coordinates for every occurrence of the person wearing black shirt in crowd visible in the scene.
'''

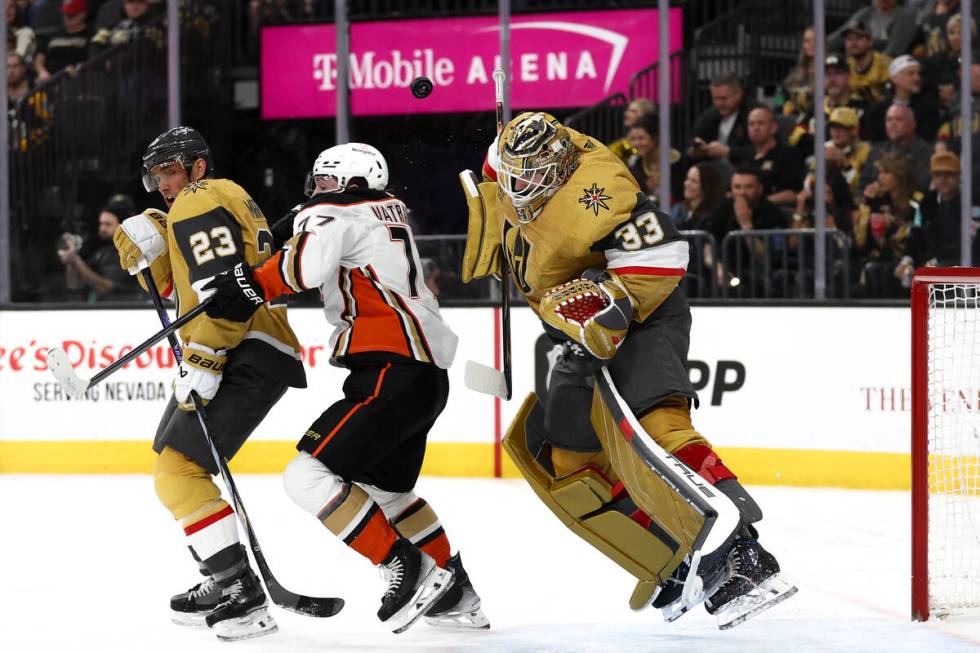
[34,0,93,83]
[688,72,762,163]
[864,55,941,143]
[729,106,805,206]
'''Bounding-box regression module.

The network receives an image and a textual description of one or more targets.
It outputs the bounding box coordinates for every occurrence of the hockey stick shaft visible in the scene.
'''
[492,68,512,400]
[141,271,343,618]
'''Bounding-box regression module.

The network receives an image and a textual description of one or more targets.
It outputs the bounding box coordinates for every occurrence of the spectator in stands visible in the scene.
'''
[7,0,36,62]
[33,0,94,83]
[860,104,932,192]
[90,0,152,55]
[923,15,976,127]
[824,106,872,193]
[865,55,941,143]
[729,106,805,206]
[688,72,762,163]
[781,26,816,117]
[625,113,683,205]
[670,161,726,230]
[709,166,790,240]
[609,98,654,162]
[937,63,980,145]
[793,167,857,233]
[854,151,921,296]
[922,0,960,56]
[842,20,893,104]
[829,1,919,58]
[7,51,51,152]
[57,194,141,302]
[903,150,977,274]
[789,54,872,152]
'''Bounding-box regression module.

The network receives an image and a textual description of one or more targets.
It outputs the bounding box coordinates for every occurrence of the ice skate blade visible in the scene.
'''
[170,610,209,628]
[388,568,455,635]
[211,607,278,642]
[714,575,798,630]
[423,602,490,630]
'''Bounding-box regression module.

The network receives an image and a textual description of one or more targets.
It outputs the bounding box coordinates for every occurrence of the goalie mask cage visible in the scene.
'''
[911,268,980,621]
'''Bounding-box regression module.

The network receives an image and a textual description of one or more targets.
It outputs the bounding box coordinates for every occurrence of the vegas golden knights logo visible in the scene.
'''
[503,222,532,293]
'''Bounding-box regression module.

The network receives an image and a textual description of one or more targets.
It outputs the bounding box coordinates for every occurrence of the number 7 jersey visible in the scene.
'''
[255,189,459,369]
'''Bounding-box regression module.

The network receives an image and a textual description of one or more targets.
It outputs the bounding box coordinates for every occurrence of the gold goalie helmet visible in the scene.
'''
[497,112,579,223]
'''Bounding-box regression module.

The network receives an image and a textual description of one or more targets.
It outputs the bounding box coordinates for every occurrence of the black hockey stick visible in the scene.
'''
[142,270,344,618]
[46,299,211,398]
[494,68,512,400]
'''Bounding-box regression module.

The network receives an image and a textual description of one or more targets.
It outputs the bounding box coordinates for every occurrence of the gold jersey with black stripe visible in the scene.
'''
[495,125,690,322]
[162,178,306,388]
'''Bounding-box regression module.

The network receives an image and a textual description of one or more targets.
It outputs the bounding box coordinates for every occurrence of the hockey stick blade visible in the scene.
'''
[262,571,344,618]
[46,347,90,398]
[464,360,508,398]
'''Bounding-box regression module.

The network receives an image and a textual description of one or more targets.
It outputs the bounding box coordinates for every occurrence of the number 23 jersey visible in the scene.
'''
[259,189,458,369]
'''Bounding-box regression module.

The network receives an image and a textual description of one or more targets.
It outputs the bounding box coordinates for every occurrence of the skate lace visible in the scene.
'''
[709,546,749,604]
[190,576,216,600]
[222,578,244,601]
[380,557,405,600]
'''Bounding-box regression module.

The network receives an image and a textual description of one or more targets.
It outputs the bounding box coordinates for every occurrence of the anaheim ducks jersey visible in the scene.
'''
[162,178,306,388]
[495,127,689,322]
[253,189,458,369]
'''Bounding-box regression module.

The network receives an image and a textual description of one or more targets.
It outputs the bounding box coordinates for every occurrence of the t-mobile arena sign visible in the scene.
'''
[261,9,682,119]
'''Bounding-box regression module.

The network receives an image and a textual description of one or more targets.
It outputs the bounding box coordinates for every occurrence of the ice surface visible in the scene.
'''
[1,476,978,652]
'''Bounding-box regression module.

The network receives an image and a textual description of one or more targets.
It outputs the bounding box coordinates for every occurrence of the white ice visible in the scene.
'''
[1,476,978,652]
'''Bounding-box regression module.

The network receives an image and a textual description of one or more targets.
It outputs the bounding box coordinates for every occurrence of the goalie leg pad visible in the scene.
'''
[503,394,689,610]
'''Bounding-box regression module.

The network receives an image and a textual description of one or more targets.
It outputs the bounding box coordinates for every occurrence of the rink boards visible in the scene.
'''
[0,305,913,488]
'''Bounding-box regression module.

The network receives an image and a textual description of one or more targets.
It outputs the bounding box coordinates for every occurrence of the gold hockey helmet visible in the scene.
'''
[497,112,579,223]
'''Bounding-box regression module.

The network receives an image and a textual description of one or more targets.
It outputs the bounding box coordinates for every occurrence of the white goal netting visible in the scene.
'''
[927,282,980,615]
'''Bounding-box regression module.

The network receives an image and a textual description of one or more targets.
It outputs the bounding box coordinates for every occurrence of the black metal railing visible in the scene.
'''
[563,93,629,147]
[719,228,852,299]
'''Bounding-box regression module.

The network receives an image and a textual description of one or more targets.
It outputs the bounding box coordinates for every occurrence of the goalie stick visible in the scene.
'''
[463,68,512,400]
[142,270,344,619]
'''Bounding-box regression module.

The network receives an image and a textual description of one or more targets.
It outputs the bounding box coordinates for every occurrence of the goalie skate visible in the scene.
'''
[655,547,732,623]
[704,538,798,630]
[423,554,490,630]
[377,539,454,634]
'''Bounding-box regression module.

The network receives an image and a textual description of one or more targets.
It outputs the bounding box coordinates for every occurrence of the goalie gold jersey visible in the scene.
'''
[145,178,306,389]
[488,121,690,326]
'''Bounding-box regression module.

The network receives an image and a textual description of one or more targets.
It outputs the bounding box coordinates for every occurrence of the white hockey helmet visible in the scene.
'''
[305,142,389,196]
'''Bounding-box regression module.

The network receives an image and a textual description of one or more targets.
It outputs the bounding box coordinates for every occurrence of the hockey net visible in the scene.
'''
[911,269,980,621]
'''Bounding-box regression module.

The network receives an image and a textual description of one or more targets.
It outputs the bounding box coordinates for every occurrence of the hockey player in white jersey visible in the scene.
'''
[201,143,489,634]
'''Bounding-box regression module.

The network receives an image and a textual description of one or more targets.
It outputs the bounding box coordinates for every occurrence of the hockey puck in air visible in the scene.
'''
[411,76,433,99]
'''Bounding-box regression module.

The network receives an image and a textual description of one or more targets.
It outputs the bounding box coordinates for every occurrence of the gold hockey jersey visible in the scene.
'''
[495,127,690,322]
[149,178,306,388]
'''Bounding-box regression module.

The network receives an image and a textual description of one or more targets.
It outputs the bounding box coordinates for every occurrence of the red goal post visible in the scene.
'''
[911,268,980,621]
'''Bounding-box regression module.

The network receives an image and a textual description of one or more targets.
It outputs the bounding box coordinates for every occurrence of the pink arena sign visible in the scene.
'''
[261,9,682,119]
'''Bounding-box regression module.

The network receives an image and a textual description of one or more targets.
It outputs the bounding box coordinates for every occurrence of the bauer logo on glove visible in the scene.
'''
[539,269,635,359]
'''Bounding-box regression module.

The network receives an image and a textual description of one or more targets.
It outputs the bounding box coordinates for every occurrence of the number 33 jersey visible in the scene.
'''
[257,189,459,370]
[496,126,690,323]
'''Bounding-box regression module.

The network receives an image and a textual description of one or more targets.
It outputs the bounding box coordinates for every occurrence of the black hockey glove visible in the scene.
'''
[202,262,267,323]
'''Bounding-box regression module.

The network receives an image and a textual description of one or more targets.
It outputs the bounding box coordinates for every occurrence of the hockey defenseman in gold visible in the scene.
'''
[112,127,306,641]
[462,112,795,627]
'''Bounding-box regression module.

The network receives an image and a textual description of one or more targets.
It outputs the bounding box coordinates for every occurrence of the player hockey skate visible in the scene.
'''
[205,569,278,642]
[423,553,490,630]
[377,538,454,634]
[170,574,222,627]
[704,536,798,630]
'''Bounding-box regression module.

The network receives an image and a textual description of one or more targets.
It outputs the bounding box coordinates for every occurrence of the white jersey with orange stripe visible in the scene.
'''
[279,190,458,369]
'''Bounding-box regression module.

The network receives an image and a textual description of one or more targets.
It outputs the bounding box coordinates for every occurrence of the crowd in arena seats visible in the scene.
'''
[610,0,979,299]
[6,0,161,86]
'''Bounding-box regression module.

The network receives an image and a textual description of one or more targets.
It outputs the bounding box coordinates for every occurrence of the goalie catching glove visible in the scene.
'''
[113,209,168,272]
[202,262,269,323]
[540,269,635,359]
[174,344,225,410]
